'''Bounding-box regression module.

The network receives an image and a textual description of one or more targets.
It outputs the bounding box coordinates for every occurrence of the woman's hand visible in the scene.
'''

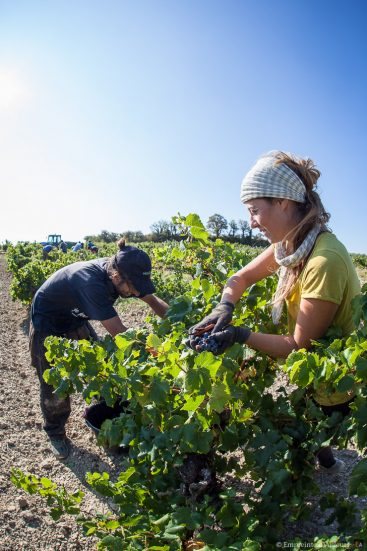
[190,301,234,333]
[210,325,251,354]
[188,301,235,350]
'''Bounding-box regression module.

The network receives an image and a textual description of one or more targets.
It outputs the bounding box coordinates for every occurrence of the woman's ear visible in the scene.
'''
[278,198,290,211]
[272,198,285,206]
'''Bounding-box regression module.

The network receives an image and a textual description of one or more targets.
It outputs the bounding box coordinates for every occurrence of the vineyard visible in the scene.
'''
[2,214,367,551]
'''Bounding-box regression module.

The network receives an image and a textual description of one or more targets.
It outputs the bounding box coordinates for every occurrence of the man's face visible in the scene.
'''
[113,274,140,298]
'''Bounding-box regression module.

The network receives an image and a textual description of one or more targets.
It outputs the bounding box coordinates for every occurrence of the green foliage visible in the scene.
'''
[0,239,11,251]
[10,468,84,520]
[349,458,367,497]
[284,284,367,452]
[6,243,99,304]
[9,214,367,549]
[351,253,367,269]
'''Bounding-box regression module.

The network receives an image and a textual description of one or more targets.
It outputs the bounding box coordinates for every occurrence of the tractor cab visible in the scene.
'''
[47,234,62,246]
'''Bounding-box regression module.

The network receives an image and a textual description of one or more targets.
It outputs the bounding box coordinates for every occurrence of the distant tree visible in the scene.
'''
[150,220,171,241]
[228,219,239,238]
[207,214,228,238]
[122,231,135,242]
[123,230,146,243]
[84,230,120,243]
[252,234,268,248]
[168,222,180,240]
[150,220,182,241]
[133,231,145,242]
[0,239,11,251]
[98,230,120,243]
[238,219,249,240]
[83,235,100,243]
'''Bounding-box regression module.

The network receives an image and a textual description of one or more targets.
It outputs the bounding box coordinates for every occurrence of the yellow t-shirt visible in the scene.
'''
[286,232,361,406]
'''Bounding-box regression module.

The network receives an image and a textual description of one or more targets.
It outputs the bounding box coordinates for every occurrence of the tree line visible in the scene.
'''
[85,213,268,246]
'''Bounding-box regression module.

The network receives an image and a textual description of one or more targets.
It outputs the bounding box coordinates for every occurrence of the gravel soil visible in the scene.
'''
[0,252,365,550]
[0,253,150,551]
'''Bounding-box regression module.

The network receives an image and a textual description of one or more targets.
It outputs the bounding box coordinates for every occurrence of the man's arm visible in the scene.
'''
[100,315,128,337]
[140,294,169,318]
[101,296,169,336]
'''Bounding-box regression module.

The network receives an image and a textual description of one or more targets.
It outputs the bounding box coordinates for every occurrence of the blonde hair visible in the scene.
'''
[269,151,330,302]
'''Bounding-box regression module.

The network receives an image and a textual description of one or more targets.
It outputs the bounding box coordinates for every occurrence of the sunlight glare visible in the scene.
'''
[0,70,28,111]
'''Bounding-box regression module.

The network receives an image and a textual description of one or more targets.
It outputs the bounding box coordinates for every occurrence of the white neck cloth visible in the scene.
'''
[271,224,321,324]
[241,152,306,204]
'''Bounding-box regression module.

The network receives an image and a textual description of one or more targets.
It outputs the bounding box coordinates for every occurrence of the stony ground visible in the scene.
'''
[0,253,152,551]
[0,252,365,550]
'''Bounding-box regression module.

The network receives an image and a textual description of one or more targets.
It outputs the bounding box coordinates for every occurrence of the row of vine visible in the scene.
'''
[7,214,367,550]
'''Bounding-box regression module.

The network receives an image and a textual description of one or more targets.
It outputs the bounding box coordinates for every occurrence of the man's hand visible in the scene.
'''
[101,316,127,337]
[140,294,169,319]
[211,325,251,355]
[188,300,235,342]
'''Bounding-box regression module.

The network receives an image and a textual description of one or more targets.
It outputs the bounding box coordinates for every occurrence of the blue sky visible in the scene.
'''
[1,0,367,252]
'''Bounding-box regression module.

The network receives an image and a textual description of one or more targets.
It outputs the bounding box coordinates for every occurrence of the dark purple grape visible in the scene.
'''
[195,333,219,353]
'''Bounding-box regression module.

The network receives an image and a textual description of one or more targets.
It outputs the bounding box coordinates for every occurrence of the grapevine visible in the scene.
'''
[6,214,367,549]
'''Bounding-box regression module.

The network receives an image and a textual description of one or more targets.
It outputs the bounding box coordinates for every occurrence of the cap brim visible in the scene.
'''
[130,276,156,298]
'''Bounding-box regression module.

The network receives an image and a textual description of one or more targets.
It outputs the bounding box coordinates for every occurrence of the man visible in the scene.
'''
[59,240,67,253]
[42,244,54,259]
[30,240,168,459]
[71,241,83,252]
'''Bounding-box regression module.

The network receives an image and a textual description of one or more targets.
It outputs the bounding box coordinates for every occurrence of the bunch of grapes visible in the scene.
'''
[191,332,219,353]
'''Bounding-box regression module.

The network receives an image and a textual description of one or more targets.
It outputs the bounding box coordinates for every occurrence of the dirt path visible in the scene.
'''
[0,252,366,549]
[0,253,136,551]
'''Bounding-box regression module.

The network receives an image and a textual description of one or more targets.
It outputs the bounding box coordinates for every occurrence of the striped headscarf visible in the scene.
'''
[240,151,306,204]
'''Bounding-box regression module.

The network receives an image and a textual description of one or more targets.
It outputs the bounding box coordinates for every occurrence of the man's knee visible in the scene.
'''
[43,394,70,416]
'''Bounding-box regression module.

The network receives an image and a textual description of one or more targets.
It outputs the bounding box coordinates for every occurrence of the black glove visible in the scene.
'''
[211,325,251,355]
[189,301,235,335]
[187,301,235,351]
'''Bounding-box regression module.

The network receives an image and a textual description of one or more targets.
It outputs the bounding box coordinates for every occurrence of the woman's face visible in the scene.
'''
[245,198,296,243]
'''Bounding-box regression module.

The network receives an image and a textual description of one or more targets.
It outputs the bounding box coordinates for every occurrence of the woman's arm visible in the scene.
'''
[189,245,279,338]
[140,294,169,318]
[245,298,339,358]
[222,245,279,305]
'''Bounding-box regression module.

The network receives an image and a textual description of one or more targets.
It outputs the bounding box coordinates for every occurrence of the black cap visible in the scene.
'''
[115,246,155,297]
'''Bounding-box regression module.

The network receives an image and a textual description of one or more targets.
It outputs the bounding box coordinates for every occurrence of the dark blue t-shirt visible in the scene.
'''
[31,258,119,334]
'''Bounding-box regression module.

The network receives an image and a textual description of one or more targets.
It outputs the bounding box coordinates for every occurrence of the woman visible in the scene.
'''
[30,238,169,459]
[189,151,361,472]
